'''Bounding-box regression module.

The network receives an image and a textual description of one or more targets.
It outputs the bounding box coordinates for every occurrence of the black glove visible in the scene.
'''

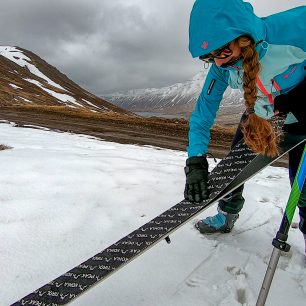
[184,156,209,203]
[274,77,306,124]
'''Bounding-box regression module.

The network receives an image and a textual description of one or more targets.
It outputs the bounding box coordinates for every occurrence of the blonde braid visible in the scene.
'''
[238,36,279,157]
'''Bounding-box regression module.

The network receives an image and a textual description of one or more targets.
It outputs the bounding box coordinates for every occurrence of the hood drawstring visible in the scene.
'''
[259,40,269,50]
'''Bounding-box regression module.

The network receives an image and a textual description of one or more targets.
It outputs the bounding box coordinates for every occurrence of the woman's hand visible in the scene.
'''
[184,156,209,202]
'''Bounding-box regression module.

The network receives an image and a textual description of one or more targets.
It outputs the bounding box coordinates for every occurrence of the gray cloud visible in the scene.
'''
[0,0,305,95]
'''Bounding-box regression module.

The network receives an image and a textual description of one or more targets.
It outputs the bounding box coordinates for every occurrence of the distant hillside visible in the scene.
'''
[0,46,131,115]
[103,70,245,125]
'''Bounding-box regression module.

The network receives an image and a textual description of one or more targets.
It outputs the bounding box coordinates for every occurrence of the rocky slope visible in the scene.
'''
[0,46,130,115]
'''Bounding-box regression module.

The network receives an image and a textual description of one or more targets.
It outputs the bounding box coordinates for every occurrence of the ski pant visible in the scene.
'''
[219,115,306,234]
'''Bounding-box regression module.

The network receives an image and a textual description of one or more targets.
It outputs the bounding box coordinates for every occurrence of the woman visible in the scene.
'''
[184,0,306,250]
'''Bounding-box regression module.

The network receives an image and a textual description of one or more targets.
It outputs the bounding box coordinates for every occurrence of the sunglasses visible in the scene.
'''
[199,43,233,63]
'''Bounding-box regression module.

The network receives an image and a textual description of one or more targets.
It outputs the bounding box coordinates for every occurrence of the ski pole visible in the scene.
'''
[256,143,306,306]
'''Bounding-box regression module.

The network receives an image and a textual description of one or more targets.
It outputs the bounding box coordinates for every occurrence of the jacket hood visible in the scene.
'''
[189,0,266,58]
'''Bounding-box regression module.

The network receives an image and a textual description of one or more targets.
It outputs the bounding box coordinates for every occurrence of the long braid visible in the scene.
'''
[238,36,279,157]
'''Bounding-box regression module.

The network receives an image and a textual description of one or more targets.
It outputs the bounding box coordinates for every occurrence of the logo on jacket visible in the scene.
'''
[283,65,297,79]
[201,41,209,49]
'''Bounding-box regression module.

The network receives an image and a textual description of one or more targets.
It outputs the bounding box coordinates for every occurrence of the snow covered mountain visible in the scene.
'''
[103,70,244,124]
[0,46,130,115]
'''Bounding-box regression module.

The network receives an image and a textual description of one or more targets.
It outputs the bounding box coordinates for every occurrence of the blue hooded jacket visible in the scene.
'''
[188,0,306,157]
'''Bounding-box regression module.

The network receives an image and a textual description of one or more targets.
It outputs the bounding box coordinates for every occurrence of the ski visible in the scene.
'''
[12,133,305,306]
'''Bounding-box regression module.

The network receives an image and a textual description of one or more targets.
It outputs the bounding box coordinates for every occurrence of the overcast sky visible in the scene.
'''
[0,0,305,95]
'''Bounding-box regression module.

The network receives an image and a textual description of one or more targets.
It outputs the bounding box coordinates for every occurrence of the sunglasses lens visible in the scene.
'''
[217,52,230,59]
[213,44,232,59]
[199,43,232,63]
[219,49,232,57]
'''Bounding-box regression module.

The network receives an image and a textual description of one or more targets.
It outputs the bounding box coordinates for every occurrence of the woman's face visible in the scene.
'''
[213,40,241,67]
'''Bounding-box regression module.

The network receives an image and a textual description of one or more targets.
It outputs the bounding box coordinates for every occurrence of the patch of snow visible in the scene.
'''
[9,83,22,90]
[19,97,32,103]
[81,98,102,109]
[24,78,84,107]
[0,46,65,91]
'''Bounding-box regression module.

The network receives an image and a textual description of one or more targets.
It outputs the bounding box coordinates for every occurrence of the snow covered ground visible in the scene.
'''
[0,122,305,306]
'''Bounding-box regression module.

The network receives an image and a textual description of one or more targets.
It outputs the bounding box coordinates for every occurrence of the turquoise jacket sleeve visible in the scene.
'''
[187,65,229,157]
